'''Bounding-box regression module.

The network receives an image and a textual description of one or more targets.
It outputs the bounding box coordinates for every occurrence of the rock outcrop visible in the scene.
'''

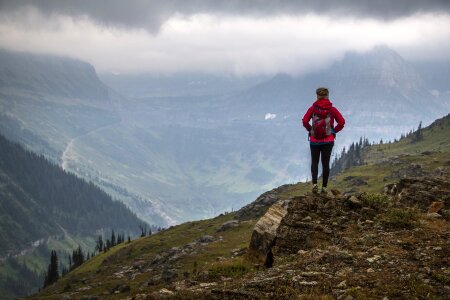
[234,184,293,221]
[249,176,450,267]
[385,176,450,211]
[249,192,365,266]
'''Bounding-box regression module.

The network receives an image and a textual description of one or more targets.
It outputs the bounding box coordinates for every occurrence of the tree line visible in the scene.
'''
[330,121,424,176]
[42,224,165,289]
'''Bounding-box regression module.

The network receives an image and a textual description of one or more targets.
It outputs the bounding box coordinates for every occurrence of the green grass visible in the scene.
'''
[31,212,256,299]
[207,257,254,278]
[381,208,420,229]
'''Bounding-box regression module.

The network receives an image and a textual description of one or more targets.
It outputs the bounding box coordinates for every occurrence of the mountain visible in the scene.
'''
[0,49,119,159]
[0,133,144,299]
[0,49,167,225]
[29,113,450,299]
[228,46,449,142]
[412,60,450,96]
[1,47,449,228]
[99,72,269,98]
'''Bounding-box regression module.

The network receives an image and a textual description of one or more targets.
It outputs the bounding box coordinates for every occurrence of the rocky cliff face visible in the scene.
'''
[250,176,449,266]
[245,175,449,298]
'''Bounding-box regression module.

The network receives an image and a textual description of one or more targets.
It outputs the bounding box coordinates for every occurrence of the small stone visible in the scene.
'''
[366,255,381,263]
[117,284,130,293]
[426,212,442,219]
[159,288,174,295]
[347,196,362,208]
[337,280,347,288]
[367,268,375,273]
[302,216,312,221]
[297,281,318,286]
[196,235,215,243]
[217,220,239,232]
[161,269,178,282]
[427,201,444,213]
[297,250,308,255]
[199,282,217,288]
[331,189,341,196]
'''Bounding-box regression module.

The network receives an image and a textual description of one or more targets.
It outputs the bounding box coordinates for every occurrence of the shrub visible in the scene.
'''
[361,193,391,210]
[382,208,419,229]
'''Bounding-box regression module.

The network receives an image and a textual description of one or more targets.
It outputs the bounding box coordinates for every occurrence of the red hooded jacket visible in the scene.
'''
[302,98,345,143]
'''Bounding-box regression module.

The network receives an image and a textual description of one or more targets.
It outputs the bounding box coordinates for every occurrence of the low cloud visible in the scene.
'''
[0,3,449,75]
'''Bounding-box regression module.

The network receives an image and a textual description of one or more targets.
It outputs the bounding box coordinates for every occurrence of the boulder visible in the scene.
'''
[249,193,365,267]
[161,269,178,282]
[196,235,215,243]
[234,184,294,221]
[217,220,239,232]
[395,177,450,212]
[248,199,290,267]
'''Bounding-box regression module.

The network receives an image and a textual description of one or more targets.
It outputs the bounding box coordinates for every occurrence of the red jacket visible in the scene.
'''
[302,98,345,143]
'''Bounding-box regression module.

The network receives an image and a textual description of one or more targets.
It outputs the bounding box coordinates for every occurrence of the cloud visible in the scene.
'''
[265,113,277,120]
[1,9,450,75]
[1,0,450,32]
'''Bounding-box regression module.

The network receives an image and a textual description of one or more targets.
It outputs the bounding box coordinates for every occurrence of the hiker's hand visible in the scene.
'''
[332,133,336,138]
[308,132,311,140]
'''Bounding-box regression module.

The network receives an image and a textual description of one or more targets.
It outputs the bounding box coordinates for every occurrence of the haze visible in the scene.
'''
[1,0,450,75]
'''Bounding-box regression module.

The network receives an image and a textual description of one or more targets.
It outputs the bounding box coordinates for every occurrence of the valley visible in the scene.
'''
[30,113,450,299]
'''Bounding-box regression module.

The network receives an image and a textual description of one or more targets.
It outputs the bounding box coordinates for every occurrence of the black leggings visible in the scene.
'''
[310,142,334,187]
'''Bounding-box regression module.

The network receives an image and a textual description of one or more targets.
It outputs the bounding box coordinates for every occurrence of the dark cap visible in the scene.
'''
[316,87,329,98]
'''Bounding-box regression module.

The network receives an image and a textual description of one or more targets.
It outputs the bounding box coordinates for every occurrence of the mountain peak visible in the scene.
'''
[333,45,425,93]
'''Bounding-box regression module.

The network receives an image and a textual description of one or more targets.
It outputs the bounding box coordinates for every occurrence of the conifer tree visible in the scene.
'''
[43,250,59,288]
[111,230,116,247]
[96,235,104,253]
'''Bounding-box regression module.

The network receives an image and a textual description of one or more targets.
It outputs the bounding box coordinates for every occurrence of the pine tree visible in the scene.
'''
[139,224,147,237]
[111,230,116,247]
[96,235,104,253]
[43,250,59,288]
[413,121,423,143]
[71,246,84,270]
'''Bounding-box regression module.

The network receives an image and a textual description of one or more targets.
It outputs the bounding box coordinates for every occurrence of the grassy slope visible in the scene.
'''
[30,114,450,299]
[31,212,256,299]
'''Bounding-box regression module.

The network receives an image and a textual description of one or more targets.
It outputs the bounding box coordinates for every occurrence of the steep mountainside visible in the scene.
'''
[0,49,119,159]
[1,47,449,227]
[30,114,450,299]
[0,133,143,299]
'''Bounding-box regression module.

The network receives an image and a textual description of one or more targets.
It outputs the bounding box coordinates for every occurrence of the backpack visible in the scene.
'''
[311,105,332,139]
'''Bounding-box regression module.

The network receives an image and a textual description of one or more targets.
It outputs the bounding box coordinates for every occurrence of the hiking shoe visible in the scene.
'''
[312,184,319,194]
[321,187,328,194]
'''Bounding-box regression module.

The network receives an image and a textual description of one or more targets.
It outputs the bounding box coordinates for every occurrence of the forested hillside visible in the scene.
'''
[0,134,144,298]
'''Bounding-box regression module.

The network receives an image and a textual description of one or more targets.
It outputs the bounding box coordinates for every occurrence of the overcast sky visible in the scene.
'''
[1,0,450,75]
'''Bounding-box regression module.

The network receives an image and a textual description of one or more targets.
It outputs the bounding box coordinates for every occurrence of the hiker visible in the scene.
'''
[302,87,345,194]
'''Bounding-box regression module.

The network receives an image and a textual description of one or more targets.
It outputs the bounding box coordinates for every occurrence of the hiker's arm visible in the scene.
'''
[333,107,345,133]
[302,107,313,131]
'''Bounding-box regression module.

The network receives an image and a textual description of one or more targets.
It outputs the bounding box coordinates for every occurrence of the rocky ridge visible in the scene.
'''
[245,175,449,299]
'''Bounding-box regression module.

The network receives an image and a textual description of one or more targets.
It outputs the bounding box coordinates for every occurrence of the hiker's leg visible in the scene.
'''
[310,144,320,184]
[320,142,334,187]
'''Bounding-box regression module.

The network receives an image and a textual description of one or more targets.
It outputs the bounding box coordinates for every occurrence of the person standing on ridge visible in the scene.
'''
[302,87,345,194]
